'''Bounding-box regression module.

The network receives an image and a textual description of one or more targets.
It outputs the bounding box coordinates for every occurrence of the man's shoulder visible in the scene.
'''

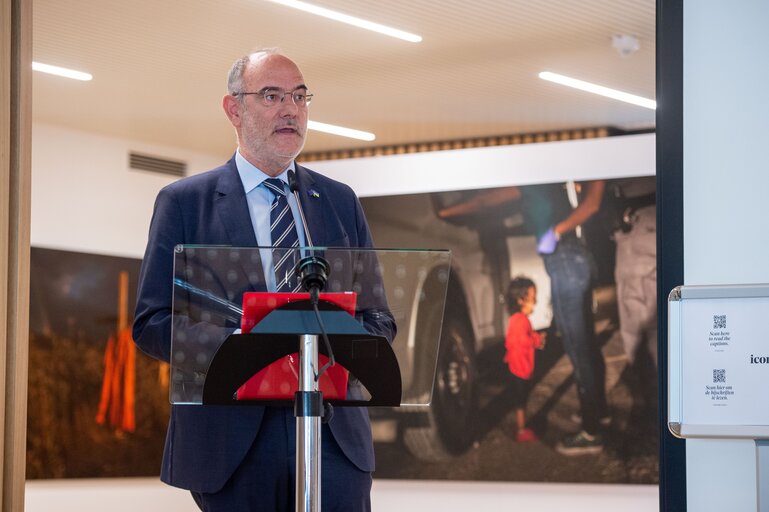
[161,161,234,195]
[297,164,355,196]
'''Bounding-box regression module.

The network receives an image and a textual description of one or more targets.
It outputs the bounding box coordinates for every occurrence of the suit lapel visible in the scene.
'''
[214,158,258,248]
[294,164,347,246]
[213,158,266,291]
[294,165,324,245]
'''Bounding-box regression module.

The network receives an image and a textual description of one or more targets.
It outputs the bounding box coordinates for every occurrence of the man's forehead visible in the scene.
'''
[245,54,305,86]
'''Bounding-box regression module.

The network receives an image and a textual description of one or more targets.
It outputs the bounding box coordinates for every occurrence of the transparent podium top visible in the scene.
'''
[170,245,451,407]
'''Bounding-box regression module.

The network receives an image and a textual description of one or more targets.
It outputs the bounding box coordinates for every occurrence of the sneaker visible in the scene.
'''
[569,412,611,427]
[556,430,603,455]
[515,428,538,442]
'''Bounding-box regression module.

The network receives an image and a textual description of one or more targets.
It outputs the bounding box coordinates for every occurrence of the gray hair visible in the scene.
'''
[226,48,282,97]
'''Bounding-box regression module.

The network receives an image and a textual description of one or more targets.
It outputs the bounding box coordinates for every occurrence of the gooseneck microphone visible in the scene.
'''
[287,169,335,377]
[288,169,328,291]
[287,169,314,247]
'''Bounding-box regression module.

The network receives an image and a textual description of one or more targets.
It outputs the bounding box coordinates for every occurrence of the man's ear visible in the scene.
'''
[222,94,241,127]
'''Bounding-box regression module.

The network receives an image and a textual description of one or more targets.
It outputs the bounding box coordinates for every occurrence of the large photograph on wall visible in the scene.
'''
[25,173,657,485]
[363,176,658,484]
[27,248,168,478]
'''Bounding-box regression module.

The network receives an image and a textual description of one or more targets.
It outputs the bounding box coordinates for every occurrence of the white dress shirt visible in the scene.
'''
[234,149,307,291]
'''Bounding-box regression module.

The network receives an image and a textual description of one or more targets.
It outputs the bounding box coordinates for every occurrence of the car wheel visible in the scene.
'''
[402,308,476,461]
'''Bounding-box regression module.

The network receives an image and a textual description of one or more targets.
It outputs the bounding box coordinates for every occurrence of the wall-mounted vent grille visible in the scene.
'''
[129,152,187,177]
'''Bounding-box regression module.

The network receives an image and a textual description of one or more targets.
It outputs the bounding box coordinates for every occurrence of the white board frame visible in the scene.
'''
[668,284,769,438]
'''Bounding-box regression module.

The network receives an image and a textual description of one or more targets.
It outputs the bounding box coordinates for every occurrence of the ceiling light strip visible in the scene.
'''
[308,120,375,141]
[32,61,93,81]
[268,0,422,43]
[539,71,655,110]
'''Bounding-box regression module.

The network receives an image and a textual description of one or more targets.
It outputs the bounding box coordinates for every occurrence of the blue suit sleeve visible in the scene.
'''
[133,186,183,362]
[350,194,398,344]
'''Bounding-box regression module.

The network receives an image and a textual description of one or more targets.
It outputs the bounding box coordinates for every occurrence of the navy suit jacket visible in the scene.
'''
[133,156,395,492]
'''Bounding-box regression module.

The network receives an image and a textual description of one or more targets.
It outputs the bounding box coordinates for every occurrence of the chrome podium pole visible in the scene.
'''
[296,334,321,512]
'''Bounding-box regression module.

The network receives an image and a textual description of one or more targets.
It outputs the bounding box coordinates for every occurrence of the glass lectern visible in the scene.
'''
[170,245,450,511]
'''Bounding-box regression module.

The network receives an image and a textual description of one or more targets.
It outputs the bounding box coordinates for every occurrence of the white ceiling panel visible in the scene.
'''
[32,0,655,157]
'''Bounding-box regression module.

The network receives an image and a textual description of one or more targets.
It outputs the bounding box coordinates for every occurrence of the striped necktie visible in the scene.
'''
[263,178,301,292]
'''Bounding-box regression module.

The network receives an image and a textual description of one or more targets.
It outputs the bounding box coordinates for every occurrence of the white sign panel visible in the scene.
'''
[668,284,769,438]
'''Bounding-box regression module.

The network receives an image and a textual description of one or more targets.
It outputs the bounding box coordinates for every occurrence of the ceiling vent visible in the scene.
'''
[129,151,187,177]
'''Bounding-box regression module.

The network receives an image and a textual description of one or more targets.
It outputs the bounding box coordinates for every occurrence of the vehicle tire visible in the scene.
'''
[402,307,477,461]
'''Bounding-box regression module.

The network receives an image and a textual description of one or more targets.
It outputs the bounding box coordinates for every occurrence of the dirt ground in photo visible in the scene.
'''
[374,287,659,484]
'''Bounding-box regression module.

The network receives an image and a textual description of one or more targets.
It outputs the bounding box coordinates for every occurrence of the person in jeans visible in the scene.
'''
[523,180,608,454]
[438,180,609,454]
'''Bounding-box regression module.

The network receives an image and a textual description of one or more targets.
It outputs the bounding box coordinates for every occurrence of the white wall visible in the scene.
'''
[26,124,657,511]
[683,1,769,511]
[31,123,223,259]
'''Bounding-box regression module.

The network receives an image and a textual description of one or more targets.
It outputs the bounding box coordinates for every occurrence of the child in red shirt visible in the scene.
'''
[504,276,545,442]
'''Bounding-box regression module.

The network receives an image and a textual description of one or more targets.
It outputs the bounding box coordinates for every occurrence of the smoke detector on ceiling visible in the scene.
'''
[611,34,640,57]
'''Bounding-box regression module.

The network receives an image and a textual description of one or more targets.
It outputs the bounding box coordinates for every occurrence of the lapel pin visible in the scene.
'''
[308,189,320,199]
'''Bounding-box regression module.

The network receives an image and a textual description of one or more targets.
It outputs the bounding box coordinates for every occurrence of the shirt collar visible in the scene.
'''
[234,149,296,194]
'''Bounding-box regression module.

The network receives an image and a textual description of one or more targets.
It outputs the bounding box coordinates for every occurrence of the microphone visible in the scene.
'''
[287,169,335,375]
[287,169,314,247]
[287,168,299,192]
[287,169,327,290]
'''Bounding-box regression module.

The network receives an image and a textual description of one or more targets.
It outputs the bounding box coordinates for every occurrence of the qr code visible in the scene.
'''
[713,315,726,329]
[713,369,726,383]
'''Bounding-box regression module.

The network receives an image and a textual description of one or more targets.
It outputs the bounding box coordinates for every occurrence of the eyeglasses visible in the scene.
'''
[233,87,314,107]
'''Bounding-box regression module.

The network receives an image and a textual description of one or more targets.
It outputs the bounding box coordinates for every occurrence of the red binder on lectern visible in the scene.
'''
[236,292,357,401]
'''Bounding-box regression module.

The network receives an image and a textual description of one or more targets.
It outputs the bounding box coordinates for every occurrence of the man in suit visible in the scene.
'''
[133,49,395,511]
